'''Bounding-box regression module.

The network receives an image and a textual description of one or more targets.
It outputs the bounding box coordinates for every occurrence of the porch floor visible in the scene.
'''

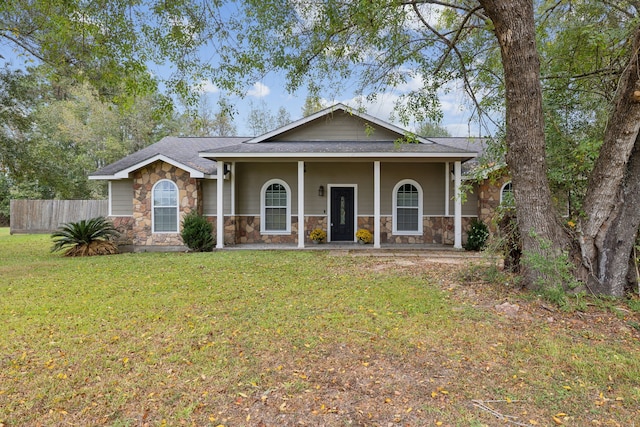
[221,242,481,257]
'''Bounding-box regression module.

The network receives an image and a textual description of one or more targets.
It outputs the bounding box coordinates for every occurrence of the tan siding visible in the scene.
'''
[463,188,479,216]
[447,183,479,216]
[235,162,298,214]
[276,111,400,141]
[202,179,232,215]
[381,163,446,216]
[110,179,133,216]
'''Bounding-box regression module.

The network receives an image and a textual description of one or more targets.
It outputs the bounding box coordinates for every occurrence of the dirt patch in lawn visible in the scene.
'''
[203,257,640,427]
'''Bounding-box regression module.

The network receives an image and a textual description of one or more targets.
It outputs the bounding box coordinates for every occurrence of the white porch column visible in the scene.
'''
[454,160,462,249]
[373,161,381,249]
[230,162,236,216]
[216,161,225,249]
[444,162,450,216]
[298,161,305,248]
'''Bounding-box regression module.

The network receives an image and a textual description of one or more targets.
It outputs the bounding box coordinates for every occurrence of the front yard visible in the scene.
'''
[1,228,639,426]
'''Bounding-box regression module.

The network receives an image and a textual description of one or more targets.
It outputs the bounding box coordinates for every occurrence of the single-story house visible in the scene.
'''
[89,103,509,250]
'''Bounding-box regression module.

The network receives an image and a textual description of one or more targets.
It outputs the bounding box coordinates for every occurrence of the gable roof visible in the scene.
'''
[89,104,482,181]
[246,103,432,144]
[199,104,477,161]
[89,136,247,180]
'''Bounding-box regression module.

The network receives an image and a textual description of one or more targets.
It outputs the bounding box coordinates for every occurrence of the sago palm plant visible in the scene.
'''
[51,216,119,256]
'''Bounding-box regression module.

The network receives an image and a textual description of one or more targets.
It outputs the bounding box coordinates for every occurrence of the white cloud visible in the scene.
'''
[247,82,271,98]
[196,81,220,94]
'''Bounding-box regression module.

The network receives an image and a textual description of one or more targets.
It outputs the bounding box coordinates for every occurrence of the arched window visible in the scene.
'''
[261,179,291,233]
[393,179,423,234]
[152,180,179,232]
[500,181,513,205]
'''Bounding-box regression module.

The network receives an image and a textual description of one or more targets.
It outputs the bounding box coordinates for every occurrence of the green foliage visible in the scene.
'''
[464,219,489,251]
[0,0,212,105]
[2,73,175,201]
[415,121,451,137]
[0,175,9,226]
[521,235,582,309]
[50,217,119,257]
[180,211,214,252]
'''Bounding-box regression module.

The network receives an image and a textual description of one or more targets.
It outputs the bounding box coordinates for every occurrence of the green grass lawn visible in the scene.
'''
[1,228,639,426]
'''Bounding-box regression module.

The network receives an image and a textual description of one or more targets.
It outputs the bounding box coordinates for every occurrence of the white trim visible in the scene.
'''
[260,179,292,234]
[373,161,381,249]
[108,181,113,216]
[90,154,206,180]
[244,103,433,144]
[454,161,462,249]
[327,184,358,242]
[500,181,513,204]
[230,162,236,216]
[199,151,475,160]
[217,161,225,249]
[392,179,424,235]
[151,179,179,233]
[298,161,305,248]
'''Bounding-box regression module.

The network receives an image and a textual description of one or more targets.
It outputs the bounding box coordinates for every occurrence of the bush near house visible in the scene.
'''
[50,216,119,256]
[464,218,489,251]
[181,211,215,252]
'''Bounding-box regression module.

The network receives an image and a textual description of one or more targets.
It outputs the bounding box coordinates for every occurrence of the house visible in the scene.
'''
[90,103,504,250]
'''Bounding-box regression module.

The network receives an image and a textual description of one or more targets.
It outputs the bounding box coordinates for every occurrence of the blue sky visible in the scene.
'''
[195,71,484,138]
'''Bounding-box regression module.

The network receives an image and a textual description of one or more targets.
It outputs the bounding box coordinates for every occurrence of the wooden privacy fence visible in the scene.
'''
[10,200,108,234]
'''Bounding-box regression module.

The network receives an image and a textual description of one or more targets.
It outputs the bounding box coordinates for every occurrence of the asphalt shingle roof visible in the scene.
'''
[201,140,477,156]
[90,136,248,177]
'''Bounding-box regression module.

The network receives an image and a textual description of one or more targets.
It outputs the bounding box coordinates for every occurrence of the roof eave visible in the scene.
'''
[199,152,477,160]
[90,154,209,180]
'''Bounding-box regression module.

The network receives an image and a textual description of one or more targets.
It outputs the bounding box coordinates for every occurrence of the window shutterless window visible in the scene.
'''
[152,180,178,232]
[261,179,291,234]
[393,179,423,235]
[500,181,513,206]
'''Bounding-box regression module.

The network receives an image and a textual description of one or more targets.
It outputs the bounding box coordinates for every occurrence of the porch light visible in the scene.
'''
[318,185,325,197]
[223,164,231,179]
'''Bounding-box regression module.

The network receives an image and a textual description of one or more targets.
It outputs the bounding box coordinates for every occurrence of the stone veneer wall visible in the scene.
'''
[477,174,511,233]
[131,161,201,246]
[220,215,472,246]
[110,216,135,245]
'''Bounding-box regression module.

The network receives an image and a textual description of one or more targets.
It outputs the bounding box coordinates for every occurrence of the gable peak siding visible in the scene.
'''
[274,111,402,142]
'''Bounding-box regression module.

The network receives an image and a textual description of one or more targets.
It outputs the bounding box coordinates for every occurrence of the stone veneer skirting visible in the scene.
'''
[200,215,473,246]
[112,213,473,247]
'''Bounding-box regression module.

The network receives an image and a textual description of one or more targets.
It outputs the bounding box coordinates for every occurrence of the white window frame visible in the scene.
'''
[152,179,179,233]
[261,179,291,234]
[500,181,513,205]
[392,179,423,235]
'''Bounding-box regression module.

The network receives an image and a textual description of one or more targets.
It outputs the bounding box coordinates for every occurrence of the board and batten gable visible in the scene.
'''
[272,110,403,142]
[109,179,133,216]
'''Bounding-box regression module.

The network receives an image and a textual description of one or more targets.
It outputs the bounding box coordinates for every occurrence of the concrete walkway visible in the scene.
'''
[221,242,490,260]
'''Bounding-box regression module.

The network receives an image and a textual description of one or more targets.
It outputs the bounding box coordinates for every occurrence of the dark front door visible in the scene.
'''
[330,187,355,241]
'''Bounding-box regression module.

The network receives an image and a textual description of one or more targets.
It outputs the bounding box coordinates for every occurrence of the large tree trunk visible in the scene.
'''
[479,0,569,288]
[579,26,640,296]
[591,136,640,296]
